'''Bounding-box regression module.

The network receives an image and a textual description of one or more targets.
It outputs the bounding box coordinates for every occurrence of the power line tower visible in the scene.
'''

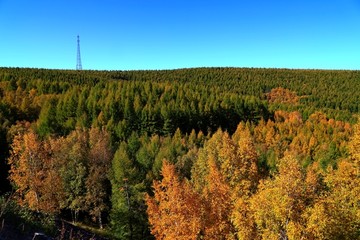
[76,35,83,70]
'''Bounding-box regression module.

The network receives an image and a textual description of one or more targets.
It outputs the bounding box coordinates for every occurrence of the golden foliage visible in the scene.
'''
[249,155,316,240]
[202,159,235,239]
[305,160,360,239]
[266,87,299,104]
[8,128,64,213]
[146,161,203,240]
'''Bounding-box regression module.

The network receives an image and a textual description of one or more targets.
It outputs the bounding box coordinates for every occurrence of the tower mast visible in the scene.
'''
[76,35,83,70]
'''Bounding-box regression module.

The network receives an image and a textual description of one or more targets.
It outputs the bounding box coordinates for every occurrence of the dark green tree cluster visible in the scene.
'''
[43,80,268,138]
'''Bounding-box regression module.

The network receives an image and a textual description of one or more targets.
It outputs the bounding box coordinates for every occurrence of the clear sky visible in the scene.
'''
[0,0,359,70]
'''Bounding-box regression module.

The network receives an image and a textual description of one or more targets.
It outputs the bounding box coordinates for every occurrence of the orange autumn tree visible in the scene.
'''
[8,128,64,213]
[8,126,113,226]
[191,127,259,239]
[146,160,203,240]
[190,129,236,239]
[265,87,299,104]
[201,158,235,239]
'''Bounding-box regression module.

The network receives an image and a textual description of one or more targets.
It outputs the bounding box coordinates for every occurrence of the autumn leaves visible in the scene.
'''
[7,113,360,239]
[8,126,112,228]
[146,128,256,239]
[146,124,360,239]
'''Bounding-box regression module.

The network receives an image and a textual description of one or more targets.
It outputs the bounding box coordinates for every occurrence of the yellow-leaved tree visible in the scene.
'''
[305,121,360,239]
[249,154,317,240]
[230,125,260,240]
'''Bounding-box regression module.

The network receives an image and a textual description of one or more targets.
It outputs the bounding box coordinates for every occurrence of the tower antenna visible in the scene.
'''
[76,35,83,70]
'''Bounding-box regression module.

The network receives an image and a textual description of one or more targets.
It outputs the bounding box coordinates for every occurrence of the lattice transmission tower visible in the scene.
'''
[76,35,83,70]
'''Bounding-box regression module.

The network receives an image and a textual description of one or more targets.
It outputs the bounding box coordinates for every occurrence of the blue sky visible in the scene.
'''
[0,0,359,70]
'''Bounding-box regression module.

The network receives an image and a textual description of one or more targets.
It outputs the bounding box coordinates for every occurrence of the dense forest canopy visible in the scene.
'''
[0,67,359,239]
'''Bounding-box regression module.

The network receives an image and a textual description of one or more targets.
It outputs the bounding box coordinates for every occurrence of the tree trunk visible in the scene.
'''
[98,211,103,229]
[75,210,78,223]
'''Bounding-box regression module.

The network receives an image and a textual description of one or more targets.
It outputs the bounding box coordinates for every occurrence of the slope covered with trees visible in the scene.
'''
[0,67,359,239]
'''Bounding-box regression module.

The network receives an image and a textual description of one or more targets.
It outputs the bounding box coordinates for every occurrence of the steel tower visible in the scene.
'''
[76,35,83,70]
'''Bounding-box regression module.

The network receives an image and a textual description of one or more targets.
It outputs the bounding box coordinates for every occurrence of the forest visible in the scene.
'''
[0,67,359,239]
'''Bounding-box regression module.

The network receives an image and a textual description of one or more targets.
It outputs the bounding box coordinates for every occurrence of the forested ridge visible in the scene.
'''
[0,67,359,239]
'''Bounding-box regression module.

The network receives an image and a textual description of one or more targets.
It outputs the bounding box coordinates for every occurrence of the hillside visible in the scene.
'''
[0,67,359,239]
